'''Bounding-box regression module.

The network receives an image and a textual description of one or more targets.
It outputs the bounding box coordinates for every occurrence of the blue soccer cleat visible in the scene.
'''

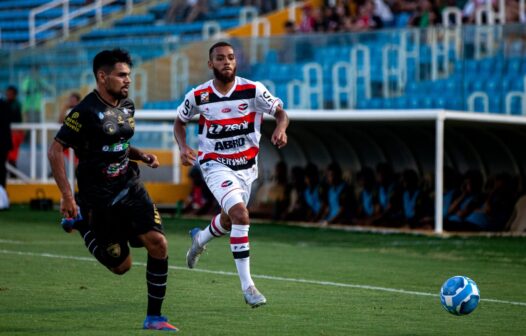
[60,208,83,233]
[143,315,178,332]
[186,227,206,269]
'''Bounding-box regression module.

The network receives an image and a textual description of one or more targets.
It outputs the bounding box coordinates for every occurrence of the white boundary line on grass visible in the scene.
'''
[1,249,525,307]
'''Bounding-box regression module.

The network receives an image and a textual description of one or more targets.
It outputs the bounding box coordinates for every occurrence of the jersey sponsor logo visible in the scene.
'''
[238,103,248,111]
[64,115,82,132]
[199,147,259,171]
[262,91,276,107]
[122,107,129,114]
[214,138,245,151]
[205,112,256,139]
[221,180,233,188]
[128,117,135,129]
[181,99,191,116]
[70,111,79,119]
[103,158,129,177]
[221,107,231,113]
[98,112,104,120]
[102,141,129,152]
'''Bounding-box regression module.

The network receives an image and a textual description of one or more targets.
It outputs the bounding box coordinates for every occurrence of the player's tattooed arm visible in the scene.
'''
[271,105,289,149]
[129,146,159,168]
[173,117,197,166]
[48,140,78,218]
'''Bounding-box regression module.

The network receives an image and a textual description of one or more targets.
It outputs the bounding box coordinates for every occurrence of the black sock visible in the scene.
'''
[146,255,168,316]
[75,226,105,265]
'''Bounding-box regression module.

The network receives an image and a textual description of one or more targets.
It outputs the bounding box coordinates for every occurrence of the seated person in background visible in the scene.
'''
[182,165,217,216]
[445,169,486,231]
[464,172,516,231]
[442,166,461,217]
[285,166,308,221]
[320,162,353,225]
[355,166,380,225]
[304,163,325,222]
[401,169,433,229]
[250,161,289,220]
[373,162,402,226]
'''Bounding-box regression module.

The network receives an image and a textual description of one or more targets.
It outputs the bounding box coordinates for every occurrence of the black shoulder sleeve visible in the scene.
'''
[55,105,89,149]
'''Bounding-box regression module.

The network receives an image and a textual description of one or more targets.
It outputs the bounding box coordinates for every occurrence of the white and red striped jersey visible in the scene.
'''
[177,76,283,183]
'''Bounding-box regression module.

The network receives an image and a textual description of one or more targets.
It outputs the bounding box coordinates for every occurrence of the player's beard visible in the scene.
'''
[213,66,236,84]
[108,85,128,100]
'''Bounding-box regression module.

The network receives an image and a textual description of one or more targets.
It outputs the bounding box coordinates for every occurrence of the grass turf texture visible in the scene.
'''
[0,206,525,335]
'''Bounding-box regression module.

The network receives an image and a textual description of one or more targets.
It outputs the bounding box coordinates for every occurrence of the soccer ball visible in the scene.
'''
[440,276,480,315]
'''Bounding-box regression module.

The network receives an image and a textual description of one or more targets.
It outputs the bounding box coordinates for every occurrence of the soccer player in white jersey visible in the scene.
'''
[173,41,289,308]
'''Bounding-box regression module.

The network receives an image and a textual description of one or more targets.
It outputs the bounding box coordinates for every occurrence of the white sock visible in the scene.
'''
[230,224,254,291]
[198,214,229,246]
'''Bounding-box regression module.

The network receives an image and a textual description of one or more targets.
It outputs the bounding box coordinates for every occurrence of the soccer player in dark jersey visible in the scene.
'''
[48,49,178,332]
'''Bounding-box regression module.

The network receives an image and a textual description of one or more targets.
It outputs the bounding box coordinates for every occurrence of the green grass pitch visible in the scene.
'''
[1,206,525,335]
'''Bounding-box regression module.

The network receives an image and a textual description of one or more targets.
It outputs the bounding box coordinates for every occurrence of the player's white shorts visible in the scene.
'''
[203,164,252,213]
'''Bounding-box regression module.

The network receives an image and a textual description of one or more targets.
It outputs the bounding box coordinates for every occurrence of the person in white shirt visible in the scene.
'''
[173,41,289,308]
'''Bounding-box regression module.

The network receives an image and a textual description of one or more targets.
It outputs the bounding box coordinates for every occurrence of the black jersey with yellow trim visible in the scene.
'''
[55,90,139,206]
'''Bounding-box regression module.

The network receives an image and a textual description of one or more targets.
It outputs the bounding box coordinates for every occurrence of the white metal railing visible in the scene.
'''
[9,122,181,186]
[29,0,134,47]
[468,91,489,113]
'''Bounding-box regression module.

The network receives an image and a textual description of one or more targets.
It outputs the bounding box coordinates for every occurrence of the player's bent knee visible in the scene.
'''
[228,203,250,224]
[110,258,132,275]
[144,232,168,259]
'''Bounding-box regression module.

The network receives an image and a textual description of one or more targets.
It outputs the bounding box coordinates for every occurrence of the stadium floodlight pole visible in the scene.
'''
[434,111,445,234]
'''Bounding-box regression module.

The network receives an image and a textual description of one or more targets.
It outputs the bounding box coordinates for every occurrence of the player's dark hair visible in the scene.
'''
[209,41,234,59]
[6,85,17,95]
[92,48,133,78]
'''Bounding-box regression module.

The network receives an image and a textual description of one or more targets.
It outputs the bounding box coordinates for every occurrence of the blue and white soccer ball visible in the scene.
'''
[440,276,480,315]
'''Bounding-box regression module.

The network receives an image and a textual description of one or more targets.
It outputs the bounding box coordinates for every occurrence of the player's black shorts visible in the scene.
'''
[79,182,164,268]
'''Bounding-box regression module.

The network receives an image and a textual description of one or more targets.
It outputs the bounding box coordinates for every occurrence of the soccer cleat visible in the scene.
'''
[143,315,179,332]
[186,228,206,269]
[60,208,83,233]
[243,286,267,308]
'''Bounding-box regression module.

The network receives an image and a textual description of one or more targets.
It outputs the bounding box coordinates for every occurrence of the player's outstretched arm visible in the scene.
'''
[48,140,77,218]
[271,106,289,149]
[173,118,197,166]
[129,146,159,168]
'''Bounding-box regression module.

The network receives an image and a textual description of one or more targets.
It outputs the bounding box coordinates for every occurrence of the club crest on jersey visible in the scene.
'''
[238,103,248,111]
[200,91,209,103]
[103,121,117,135]
[221,107,231,113]
[221,180,233,188]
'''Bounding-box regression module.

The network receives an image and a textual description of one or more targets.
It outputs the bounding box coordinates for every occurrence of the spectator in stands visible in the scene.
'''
[304,162,325,222]
[462,0,496,23]
[299,3,322,33]
[0,97,12,188]
[58,92,82,124]
[285,166,308,221]
[21,66,52,123]
[2,86,23,173]
[250,161,289,220]
[320,162,353,224]
[408,0,441,27]
[355,166,380,224]
[445,169,486,230]
[165,0,209,23]
[183,165,217,216]
[400,169,433,228]
[283,20,297,35]
[352,0,384,31]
